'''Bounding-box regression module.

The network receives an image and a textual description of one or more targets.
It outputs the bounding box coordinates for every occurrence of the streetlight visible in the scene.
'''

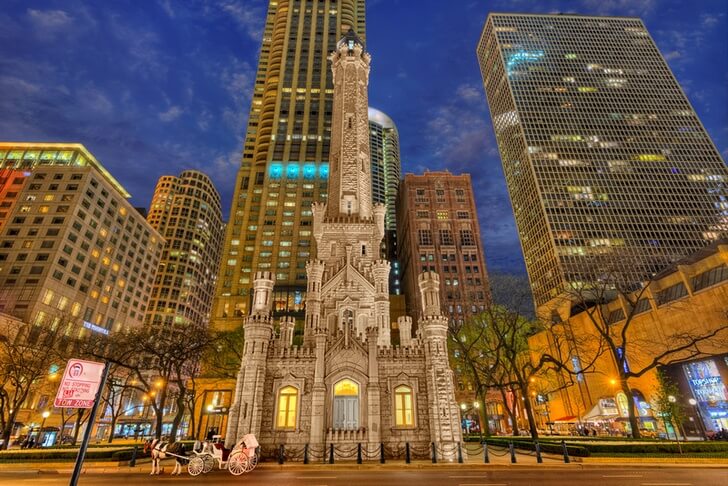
[688,398,708,441]
[667,395,682,454]
[38,411,50,448]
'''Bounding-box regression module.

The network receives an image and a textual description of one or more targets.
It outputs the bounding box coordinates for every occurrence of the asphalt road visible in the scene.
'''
[0,466,725,486]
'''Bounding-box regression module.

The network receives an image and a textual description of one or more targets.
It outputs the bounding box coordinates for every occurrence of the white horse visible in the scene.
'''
[144,439,187,475]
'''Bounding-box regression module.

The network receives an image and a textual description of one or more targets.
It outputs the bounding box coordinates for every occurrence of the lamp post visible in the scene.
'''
[667,395,682,454]
[38,411,50,448]
[688,398,707,441]
[473,401,483,442]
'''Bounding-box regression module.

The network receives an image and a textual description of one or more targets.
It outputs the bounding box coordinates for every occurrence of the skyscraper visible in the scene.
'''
[0,142,164,336]
[145,170,224,330]
[477,13,728,311]
[368,107,402,294]
[211,0,366,331]
[397,171,491,325]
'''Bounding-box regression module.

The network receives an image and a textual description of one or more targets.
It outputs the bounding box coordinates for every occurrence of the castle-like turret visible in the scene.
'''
[398,316,413,347]
[418,271,464,460]
[225,272,275,447]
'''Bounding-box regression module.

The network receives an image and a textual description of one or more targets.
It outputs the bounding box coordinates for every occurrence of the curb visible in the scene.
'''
[2,462,726,475]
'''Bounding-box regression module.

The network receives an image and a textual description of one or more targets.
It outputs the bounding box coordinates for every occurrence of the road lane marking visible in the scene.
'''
[641,483,693,486]
[457,483,508,486]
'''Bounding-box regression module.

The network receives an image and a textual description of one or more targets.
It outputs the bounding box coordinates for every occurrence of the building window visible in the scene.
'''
[692,265,728,292]
[394,385,414,427]
[418,229,433,246]
[657,282,688,305]
[459,229,475,246]
[276,386,298,429]
[439,229,454,246]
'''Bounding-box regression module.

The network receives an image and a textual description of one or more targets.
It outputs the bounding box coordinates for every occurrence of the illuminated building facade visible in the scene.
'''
[529,240,728,436]
[211,0,367,331]
[477,13,728,311]
[0,143,163,336]
[397,171,491,325]
[368,107,402,295]
[225,31,463,459]
[145,171,224,330]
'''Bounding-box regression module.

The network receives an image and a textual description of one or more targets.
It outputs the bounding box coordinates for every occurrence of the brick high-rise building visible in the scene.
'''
[368,107,402,294]
[145,170,224,330]
[0,142,164,336]
[211,0,366,331]
[398,171,491,325]
[477,13,728,312]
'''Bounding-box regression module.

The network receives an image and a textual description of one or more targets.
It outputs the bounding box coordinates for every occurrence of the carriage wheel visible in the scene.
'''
[244,453,258,472]
[202,454,215,473]
[187,457,204,476]
[227,452,248,476]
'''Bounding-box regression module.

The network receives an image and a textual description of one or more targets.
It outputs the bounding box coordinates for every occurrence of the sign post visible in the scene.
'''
[54,359,110,486]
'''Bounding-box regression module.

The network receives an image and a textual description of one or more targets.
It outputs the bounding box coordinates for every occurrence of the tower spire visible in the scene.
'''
[326,31,372,219]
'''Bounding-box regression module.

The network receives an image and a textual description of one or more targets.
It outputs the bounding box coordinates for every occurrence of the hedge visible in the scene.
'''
[0,447,142,462]
[468,436,728,456]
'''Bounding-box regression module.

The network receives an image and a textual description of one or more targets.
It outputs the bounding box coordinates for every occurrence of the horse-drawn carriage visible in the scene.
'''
[188,434,259,476]
[145,434,258,477]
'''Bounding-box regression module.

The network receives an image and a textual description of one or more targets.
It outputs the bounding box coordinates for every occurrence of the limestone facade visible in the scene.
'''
[226,32,462,459]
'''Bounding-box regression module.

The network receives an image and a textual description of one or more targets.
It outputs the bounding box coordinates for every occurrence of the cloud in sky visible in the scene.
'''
[27,8,72,29]
[2,0,726,276]
[159,105,183,122]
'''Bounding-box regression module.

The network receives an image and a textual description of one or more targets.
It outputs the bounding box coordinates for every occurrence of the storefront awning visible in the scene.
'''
[582,401,619,422]
[551,415,578,423]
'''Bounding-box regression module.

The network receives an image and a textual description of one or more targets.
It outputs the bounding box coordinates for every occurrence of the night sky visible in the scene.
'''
[1,0,726,275]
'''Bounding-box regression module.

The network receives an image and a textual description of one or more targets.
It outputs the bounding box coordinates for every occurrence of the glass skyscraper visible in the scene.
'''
[211,1,366,330]
[478,13,728,310]
[368,107,401,294]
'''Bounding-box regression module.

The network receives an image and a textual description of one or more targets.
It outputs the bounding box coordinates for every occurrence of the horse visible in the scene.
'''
[144,438,187,475]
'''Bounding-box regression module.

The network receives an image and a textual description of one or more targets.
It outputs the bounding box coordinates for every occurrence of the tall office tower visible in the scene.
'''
[477,13,728,313]
[0,143,164,336]
[398,171,491,325]
[368,107,402,294]
[144,171,224,330]
[211,0,367,331]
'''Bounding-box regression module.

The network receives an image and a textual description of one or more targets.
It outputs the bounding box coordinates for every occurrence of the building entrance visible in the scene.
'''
[333,379,359,430]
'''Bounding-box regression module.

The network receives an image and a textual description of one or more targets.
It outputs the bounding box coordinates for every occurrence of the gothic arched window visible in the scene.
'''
[394,385,414,427]
[276,386,298,429]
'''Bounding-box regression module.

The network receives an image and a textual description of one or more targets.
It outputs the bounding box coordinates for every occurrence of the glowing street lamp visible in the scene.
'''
[38,411,51,447]
[688,398,708,441]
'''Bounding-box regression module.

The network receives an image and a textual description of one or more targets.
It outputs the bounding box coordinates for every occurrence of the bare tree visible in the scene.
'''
[0,317,71,449]
[81,324,218,440]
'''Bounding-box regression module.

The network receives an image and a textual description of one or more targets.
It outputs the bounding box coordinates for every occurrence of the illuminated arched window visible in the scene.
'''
[334,379,358,396]
[394,385,414,427]
[276,386,298,429]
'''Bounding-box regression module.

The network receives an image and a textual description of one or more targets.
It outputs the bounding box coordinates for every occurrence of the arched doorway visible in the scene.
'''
[333,379,359,430]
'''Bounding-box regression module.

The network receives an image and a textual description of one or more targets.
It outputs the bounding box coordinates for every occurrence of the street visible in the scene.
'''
[0,466,725,486]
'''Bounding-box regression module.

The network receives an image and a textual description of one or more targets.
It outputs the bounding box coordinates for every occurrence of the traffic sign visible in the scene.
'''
[54,358,106,408]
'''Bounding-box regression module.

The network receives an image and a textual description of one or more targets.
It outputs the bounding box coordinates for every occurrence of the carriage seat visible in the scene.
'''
[213,442,231,461]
